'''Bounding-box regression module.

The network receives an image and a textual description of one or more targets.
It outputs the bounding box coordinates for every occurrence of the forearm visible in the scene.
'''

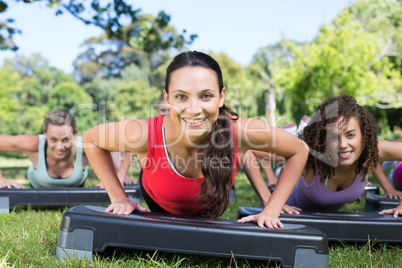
[83,130,128,202]
[372,163,395,193]
[242,152,271,205]
[261,150,307,217]
[260,159,277,185]
[116,153,132,183]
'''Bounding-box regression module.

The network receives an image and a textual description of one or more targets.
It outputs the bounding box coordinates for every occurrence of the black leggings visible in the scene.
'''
[139,169,169,214]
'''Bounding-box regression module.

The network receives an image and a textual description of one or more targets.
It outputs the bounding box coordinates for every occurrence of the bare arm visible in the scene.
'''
[116,152,137,185]
[378,139,402,162]
[83,119,148,214]
[0,135,38,189]
[260,158,277,186]
[242,151,272,206]
[0,135,38,153]
[242,150,301,215]
[372,163,402,199]
[237,118,308,228]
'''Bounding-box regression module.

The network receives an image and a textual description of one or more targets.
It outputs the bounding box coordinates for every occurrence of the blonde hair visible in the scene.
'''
[43,110,78,164]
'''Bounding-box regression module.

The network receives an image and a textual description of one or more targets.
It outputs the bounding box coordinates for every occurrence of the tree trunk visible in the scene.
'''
[265,87,276,126]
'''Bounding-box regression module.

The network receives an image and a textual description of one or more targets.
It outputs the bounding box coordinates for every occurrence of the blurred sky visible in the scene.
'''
[0,0,355,74]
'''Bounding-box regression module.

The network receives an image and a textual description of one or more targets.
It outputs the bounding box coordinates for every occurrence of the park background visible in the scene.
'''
[0,0,402,267]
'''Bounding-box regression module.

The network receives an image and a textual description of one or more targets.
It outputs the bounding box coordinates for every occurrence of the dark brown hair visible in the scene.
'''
[165,51,238,218]
[299,94,379,182]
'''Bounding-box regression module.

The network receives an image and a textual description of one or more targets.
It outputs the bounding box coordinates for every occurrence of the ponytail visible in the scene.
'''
[197,105,238,218]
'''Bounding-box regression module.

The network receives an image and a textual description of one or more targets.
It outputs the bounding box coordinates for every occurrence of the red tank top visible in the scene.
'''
[141,115,240,215]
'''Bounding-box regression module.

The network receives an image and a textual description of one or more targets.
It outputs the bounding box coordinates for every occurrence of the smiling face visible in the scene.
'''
[44,124,77,160]
[165,66,225,142]
[329,116,363,169]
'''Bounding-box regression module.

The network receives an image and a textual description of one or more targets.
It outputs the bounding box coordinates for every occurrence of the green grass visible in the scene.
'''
[0,163,401,267]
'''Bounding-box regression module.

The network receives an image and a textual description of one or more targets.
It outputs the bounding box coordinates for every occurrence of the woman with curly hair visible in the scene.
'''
[284,94,402,211]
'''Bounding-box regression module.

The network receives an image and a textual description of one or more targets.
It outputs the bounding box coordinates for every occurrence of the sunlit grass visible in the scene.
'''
[0,159,401,267]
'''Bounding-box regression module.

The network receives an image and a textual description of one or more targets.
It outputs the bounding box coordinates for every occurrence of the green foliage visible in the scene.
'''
[48,81,97,134]
[108,79,160,120]
[0,54,98,135]
[83,76,121,105]
[273,10,402,120]
[348,0,402,59]
[0,65,22,125]
[0,0,196,53]
[378,125,402,140]
[210,52,259,118]
[247,40,299,124]
[73,13,192,86]
[0,0,20,51]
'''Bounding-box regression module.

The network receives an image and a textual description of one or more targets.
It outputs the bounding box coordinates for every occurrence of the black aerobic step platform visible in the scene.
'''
[359,184,380,202]
[56,205,329,268]
[365,193,401,212]
[238,207,402,243]
[363,184,380,195]
[0,185,141,213]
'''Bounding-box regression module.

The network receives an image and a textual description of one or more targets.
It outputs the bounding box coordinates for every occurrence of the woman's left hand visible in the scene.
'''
[122,177,138,185]
[281,204,301,215]
[237,212,283,229]
[385,189,402,199]
[379,207,402,218]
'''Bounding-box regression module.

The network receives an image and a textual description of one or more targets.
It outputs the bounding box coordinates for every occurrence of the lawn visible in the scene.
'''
[0,163,401,267]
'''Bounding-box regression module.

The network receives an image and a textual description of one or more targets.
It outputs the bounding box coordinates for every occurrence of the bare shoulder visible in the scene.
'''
[233,116,269,129]
[122,119,149,154]
[378,140,402,162]
[232,117,273,154]
[232,117,272,138]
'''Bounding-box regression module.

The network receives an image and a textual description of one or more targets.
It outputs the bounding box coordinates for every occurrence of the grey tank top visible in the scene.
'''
[27,135,88,188]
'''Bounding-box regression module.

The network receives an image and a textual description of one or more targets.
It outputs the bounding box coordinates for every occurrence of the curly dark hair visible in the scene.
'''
[299,94,379,182]
[165,51,239,218]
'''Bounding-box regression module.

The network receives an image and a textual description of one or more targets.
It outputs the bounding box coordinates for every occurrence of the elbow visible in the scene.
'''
[82,129,91,144]
[300,141,309,162]
[82,128,97,152]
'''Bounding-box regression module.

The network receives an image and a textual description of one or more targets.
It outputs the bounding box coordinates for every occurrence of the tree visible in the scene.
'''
[1,0,196,58]
[346,0,402,129]
[0,0,19,51]
[348,0,402,62]
[108,79,160,121]
[0,53,94,135]
[4,54,75,106]
[0,65,22,131]
[208,52,260,118]
[73,13,193,86]
[273,11,402,120]
[247,40,299,125]
[48,81,97,134]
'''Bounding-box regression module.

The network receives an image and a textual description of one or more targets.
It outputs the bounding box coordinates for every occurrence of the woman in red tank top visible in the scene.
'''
[83,51,309,229]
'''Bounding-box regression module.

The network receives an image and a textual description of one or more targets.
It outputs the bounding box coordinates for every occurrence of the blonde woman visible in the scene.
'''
[0,110,88,188]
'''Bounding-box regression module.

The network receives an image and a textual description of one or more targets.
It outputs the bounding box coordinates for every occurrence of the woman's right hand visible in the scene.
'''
[105,198,147,215]
[0,181,25,189]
